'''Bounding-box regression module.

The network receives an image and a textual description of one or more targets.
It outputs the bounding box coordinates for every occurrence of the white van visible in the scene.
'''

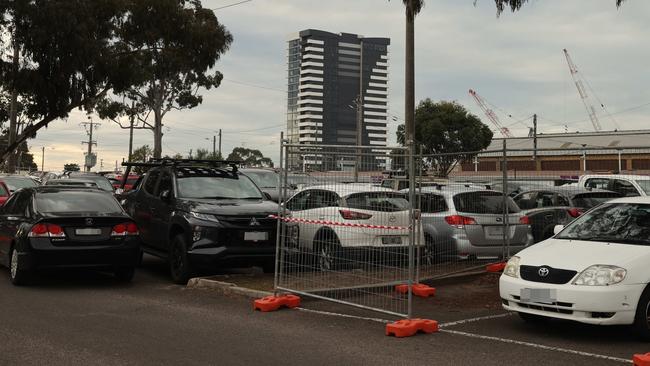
[578,174,650,197]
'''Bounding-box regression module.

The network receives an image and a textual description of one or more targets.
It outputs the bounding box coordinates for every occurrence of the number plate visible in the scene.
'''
[382,236,402,245]
[244,232,268,242]
[520,288,557,304]
[75,228,102,236]
[485,226,504,236]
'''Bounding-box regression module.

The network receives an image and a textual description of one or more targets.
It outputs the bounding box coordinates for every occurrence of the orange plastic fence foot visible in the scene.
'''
[633,353,650,366]
[253,294,301,312]
[386,319,439,338]
[395,283,436,298]
[486,262,507,273]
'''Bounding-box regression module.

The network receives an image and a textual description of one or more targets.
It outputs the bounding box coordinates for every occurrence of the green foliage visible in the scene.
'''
[63,163,80,172]
[226,147,273,168]
[492,0,626,15]
[397,99,493,177]
[193,148,222,160]
[130,145,153,174]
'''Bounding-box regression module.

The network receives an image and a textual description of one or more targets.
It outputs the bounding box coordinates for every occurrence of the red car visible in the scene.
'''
[113,175,140,191]
[0,182,9,205]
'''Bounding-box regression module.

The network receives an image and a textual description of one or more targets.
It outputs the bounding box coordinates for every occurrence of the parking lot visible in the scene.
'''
[0,254,645,366]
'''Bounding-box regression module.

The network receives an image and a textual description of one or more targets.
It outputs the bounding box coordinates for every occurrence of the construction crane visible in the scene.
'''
[563,48,602,132]
[468,89,514,138]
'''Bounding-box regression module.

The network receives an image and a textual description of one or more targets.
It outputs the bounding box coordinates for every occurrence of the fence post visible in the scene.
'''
[415,146,423,284]
[407,140,416,319]
[274,132,286,295]
[502,140,510,260]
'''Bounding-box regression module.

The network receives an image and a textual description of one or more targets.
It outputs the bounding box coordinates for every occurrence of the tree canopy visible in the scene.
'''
[397,99,493,177]
[130,144,153,174]
[226,147,273,168]
[63,163,80,172]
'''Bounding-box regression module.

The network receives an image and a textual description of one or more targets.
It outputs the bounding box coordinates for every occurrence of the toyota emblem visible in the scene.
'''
[388,216,396,223]
[85,218,93,226]
[538,267,550,277]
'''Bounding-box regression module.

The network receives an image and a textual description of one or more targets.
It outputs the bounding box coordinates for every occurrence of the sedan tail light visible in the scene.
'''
[519,216,530,225]
[445,215,477,227]
[29,223,66,238]
[567,208,584,218]
[339,210,372,220]
[111,222,139,236]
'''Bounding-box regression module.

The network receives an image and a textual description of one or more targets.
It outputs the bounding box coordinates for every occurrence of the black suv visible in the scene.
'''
[122,160,278,284]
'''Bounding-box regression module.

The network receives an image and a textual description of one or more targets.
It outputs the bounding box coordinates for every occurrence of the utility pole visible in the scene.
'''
[212,135,216,157]
[80,119,100,172]
[41,146,45,172]
[128,102,135,161]
[189,149,193,159]
[218,129,222,157]
[532,114,538,161]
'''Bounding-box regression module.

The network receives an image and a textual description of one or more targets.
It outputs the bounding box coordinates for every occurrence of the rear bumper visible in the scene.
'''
[21,238,141,269]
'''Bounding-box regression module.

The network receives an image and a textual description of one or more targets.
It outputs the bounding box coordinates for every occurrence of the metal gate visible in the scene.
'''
[273,140,420,317]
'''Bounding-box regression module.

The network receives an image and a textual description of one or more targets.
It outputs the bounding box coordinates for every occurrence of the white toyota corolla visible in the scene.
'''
[500,197,650,340]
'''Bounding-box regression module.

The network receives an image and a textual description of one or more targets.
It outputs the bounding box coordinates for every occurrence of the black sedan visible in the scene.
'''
[513,186,621,242]
[0,187,141,285]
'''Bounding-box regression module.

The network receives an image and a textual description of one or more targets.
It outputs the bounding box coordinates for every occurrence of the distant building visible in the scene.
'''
[286,29,390,170]
[457,129,650,176]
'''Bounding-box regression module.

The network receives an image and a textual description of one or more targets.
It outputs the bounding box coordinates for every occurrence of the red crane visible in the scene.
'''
[468,89,514,138]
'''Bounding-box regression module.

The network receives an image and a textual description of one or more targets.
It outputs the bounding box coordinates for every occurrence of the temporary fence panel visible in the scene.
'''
[274,142,419,318]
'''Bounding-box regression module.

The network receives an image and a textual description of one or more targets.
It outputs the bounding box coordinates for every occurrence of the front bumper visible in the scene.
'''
[499,274,645,325]
[21,237,141,269]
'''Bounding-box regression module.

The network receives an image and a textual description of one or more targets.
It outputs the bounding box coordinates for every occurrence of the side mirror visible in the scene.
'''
[553,225,565,235]
[263,192,273,201]
[160,190,172,201]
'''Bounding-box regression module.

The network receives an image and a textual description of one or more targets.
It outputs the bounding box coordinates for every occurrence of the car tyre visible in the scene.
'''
[114,266,135,282]
[169,234,193,285]
[9,247,30,286]
[518,312,547,323]
[633,286,650,341]
[314,232,343,272]
[135,249,144,268]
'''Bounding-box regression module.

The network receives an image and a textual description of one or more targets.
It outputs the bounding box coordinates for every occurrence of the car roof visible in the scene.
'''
[32,186,107,193]
[299,184,396,196]
[581,174,650,181]
[607,196,650,204]
[410,186,499,196]
[47,179,98,184]
[516,186,616,196]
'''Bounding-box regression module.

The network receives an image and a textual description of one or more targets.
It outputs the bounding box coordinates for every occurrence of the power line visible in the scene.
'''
[212,0,253,11]
[223,78,286,93]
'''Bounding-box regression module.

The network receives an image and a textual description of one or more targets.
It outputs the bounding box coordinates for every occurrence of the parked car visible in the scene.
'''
[62,173,114,192]
[287,173,320,190]
[406,187,534,264]
[0,181,10,206]
[284,185,423,271]
[45,179,99,188]
[0,187,140,285]
[579,174,650,197]
[500,197,650,340]
[122,161,278,284]
[513,187,622,242]
[490,180,556,197]
[0,175,39,194]
[240,168,294,202]
[113,174,140,191]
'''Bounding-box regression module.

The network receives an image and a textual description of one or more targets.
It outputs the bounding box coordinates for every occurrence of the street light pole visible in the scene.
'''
[41,146,45,172]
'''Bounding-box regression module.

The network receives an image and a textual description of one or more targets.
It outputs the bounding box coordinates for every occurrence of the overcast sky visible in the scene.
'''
[30,0,650,172]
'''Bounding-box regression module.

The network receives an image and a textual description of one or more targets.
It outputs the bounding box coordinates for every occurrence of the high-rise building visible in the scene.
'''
[286,29,390,170]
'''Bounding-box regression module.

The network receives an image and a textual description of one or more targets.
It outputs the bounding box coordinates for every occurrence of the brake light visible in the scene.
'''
[29,223,65,238]
[519,216,530,225]
[339,210,373,220]
[112,222,138,236]
[567,208,584,218]
[445,215,477,227]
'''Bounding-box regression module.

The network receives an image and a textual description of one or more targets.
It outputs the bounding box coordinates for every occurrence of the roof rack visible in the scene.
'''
[119,159,242,189]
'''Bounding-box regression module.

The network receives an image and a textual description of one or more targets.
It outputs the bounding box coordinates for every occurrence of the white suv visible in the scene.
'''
[284,185,422,271]
[579,174,650,197]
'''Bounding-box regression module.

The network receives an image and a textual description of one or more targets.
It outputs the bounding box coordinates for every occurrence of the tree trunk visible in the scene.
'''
[153,107,163,158]
[6,40,19,173]
[405,3,415,145]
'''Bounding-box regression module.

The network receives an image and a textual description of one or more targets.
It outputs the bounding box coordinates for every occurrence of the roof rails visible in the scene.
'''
[119,159,243,189]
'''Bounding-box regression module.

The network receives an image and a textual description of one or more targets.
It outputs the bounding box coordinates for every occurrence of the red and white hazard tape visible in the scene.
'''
[269,215,409,230]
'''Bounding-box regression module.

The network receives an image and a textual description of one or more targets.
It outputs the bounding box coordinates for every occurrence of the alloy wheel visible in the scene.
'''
[318,244,333,271]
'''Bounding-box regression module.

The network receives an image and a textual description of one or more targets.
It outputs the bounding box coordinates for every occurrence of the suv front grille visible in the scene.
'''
[215,215,276,227]
[520,265,577,284]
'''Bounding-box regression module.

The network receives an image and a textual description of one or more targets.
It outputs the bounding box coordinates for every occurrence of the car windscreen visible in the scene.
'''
[636,180,650,195]
[1,177,37,191]
[35,191,123,214]
[572,192,621,209]
[243,171,279,189]
[556,203,650,245]
[345,192,409,212]
[453,191,520,214]
[176,175,263,199]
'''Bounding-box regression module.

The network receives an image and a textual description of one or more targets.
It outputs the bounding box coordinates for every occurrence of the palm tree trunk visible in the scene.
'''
[405,3,415,145]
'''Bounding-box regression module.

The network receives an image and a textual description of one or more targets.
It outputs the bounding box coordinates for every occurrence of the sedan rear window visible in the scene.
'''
[346,192,409,212]
[572,192,621,209]
[1,177,37,191]
[35,192,123,214]
[453,191,520,214]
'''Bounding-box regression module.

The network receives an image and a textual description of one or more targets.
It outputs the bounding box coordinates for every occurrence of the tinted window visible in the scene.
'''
[307,190,339,209]
[286,191,310,211]
[419,194,447,213]
[613,179,640,197]
[572,192,621,209]
[585,178,610,190]
[556,194,570,207]
[35,192,123,214]
[7,191,30,216]
[75,176,114,191]
[144,170,161,195]
[636,180,650,195]
[537,192,555,207]
[514,192,537,210]
[0,184,8,196]
[453,191,520,214]
[176,175,262,199]
[346,192,409,212]
[1,177,37,192]
[158,173,173,196]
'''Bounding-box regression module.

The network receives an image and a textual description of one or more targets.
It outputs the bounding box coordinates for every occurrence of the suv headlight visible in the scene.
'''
[572,265,627,286]
[190,212,220,223]
[503,256,520,278]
